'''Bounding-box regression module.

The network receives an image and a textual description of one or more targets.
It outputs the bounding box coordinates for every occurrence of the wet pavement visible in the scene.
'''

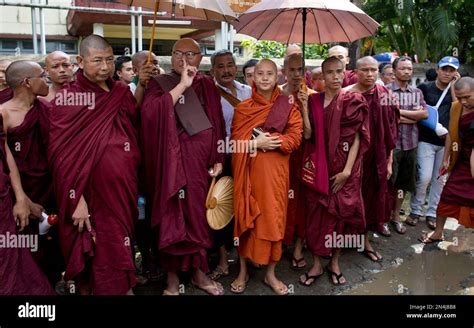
[134,216,474,296]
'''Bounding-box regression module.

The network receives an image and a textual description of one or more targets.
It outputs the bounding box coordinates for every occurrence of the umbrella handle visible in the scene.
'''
[205,177,217,209]
[147,0,159,64]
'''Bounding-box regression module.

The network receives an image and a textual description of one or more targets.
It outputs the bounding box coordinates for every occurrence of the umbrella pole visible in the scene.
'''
[147,0,159,64]
[302,8,307,73]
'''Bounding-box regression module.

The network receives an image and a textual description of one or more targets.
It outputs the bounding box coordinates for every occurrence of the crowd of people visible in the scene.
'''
[0,35,472,296]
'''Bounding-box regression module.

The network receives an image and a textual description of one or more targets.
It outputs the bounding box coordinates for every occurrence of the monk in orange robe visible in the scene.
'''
[230,59,303,295]
[280,53,316,270]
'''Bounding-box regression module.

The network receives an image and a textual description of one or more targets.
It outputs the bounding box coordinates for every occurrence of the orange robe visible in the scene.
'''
[231,86,303,265]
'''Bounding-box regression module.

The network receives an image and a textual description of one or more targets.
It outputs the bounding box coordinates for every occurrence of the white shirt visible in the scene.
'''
[215,80,252,138]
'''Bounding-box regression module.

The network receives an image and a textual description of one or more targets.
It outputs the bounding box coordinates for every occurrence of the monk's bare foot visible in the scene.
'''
[327,261,346,285]
[164,272,180,295]
[192,270,224,295]
[263,275,289,295]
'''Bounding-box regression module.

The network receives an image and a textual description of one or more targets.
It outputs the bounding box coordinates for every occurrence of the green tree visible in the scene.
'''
[241,40,328,59]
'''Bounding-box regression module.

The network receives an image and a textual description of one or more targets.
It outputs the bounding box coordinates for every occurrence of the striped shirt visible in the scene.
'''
[387,81,427,150]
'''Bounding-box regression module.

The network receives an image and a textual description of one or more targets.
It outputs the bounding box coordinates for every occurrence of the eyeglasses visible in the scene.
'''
[88,57,115,67]
[173,50,201,60]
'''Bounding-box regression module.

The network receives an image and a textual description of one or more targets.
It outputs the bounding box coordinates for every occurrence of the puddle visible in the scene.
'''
[345,251,474,295]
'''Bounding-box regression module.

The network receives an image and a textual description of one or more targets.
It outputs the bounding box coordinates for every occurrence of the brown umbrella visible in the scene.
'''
[233,0,380,59]
[116,0,237,62]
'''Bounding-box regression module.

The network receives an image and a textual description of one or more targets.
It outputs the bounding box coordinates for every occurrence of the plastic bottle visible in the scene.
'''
[39,212,59,235]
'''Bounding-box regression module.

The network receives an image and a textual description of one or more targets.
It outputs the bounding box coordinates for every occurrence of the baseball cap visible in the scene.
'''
[438,56,459,70]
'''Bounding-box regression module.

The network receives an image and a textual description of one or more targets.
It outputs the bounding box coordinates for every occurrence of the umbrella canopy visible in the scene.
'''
[115,0,237,22]
[233,0,379,46]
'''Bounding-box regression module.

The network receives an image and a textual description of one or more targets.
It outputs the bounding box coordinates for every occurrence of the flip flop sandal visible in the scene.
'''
[325,266,347,286]
[362,249,383,262]
[162,289,179,296]
[263,278,289,295]
[299,270,324,287]
[405,215,420,226]
[390,220,406,234]
[291,257,307,270]
[208,266,229,280]
[230,276,249,294]
[418,233,444,244]
[191,280,224,296]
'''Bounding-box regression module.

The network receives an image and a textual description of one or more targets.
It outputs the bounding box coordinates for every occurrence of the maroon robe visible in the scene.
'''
[0,114,55,295]
[0,87,13,104]
[305,91,369,256]
[342,70,358,88]
[141,72,225,273]
[7,99,54,210]
[440,111,474,207]
[48,70,139,295]
[361,84,399,232]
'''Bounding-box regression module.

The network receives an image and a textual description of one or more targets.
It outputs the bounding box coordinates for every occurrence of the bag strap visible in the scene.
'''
[434,81,452,109]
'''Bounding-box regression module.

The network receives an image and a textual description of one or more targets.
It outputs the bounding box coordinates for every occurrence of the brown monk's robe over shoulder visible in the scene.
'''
[360,84,399,232]
[48,70,140,295]
[232,85,303,265]
[305,90,370,257]
[0,114,55,295]
[0,88,13,105]
[141,72,225,273]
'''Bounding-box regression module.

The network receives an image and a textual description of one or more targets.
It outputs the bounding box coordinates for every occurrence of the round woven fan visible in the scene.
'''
[206,176,234,230]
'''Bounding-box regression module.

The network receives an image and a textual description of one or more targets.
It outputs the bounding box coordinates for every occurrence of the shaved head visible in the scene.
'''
[80,34,113,57]
[173,38,200,53]
[5,60,42,89]
[329,45,349,56]
[356,56,378,69]
[255,59,278,74]
[454,76,474,91]
[0,60,11,89]
[45,51,70,67]
[322,56,344,73]
[286,44,302,56]
[284,53,303,68]
[0,60,11,68]
[132,51,151,68]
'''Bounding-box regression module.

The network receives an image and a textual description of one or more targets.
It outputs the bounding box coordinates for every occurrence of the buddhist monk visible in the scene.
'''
[48,35,140,295]
[0,112,55,295]
[0,60,13,104]
[41,51,74,102]
[2,60,64,286]
[230,59,303,295]
[329,45,358,87]
[299,57,369,286]
[130,50,161,106]
[420,77,474,243]
[2,61,53,215]
[280,53,315,270]
[347,56,400,261]
[141,38,226,296]
[310,67,325,92]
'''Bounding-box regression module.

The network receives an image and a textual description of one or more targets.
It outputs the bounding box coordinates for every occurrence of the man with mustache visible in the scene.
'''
[40,51,74,102]
[207,49,251,281]
[386,56,427,234]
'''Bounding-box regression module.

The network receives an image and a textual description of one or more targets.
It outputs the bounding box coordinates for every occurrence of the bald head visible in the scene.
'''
[80,34,113,57]
[356,56,378,69]
[172,38,200,53]
[255,59,278,74]
[286,44,302,56]
[329,45,350,66]
[5,60,42,89]
[0,60,11,90]
[284,53,303,68]
[132,51,151,68]
[45,51,69,67]
[454,76,474,91]
[321,56,344,73]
